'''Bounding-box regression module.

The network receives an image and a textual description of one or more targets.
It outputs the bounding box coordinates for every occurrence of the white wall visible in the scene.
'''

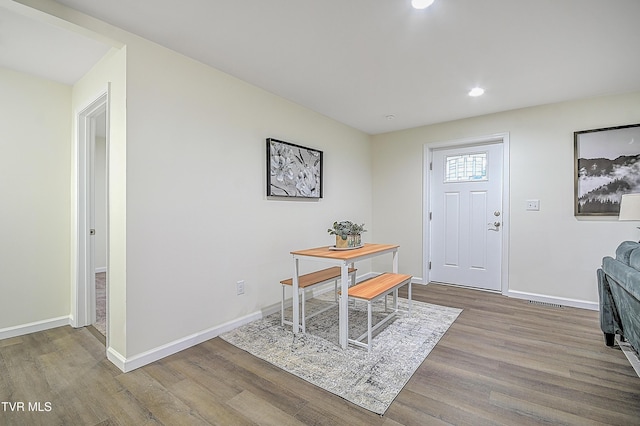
[123,38,372,358]
[0,67,72,331]
[372,92,640,305]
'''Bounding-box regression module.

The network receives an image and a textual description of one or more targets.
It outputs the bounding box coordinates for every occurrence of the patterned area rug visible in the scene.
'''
[220,294,462,414]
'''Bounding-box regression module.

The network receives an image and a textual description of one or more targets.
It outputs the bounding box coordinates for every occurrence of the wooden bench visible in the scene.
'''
[281,266,357,333]
[343,272,412,352]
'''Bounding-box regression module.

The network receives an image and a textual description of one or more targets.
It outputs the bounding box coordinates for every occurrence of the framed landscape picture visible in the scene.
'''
[266,138,323,198]
[574,123,640,216]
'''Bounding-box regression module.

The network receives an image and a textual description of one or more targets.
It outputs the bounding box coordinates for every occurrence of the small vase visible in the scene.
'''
[336,234,361,248]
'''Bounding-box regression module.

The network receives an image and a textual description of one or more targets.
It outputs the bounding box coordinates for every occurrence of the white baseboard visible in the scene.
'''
[506,289,598,311]
[421,281,597,310]
[106,310,264,373]
[0,316,71,340]
[106,346,127,371]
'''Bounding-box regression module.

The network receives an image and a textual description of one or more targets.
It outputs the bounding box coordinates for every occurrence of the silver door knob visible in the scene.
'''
[488,222,501,231]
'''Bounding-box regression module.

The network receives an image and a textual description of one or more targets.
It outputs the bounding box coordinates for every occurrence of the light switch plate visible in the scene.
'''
[526,199,540,211]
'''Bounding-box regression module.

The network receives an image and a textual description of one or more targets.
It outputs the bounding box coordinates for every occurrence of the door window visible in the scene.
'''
[444,152,487,182]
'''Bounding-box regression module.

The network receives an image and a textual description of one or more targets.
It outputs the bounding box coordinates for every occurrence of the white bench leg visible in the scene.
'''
[394,288,399,311]
[281,285,285,326]
[366,301,371,352]
[301,289,306,334]
[281,285,307,333]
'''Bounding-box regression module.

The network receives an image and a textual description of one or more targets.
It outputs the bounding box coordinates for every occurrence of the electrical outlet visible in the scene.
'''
[236,280,245,295]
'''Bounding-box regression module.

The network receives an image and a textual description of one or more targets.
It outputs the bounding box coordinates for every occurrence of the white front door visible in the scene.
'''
[429,142,503,291]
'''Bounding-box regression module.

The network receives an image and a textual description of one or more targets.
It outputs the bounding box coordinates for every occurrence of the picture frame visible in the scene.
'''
[266,138,323,198]
[574,123,640,216]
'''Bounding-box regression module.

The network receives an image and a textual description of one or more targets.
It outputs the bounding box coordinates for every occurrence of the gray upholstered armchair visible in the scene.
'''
[597,241,640,353]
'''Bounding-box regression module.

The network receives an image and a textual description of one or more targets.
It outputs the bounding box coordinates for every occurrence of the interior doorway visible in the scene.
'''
[75,92,108,339]
[93,110,107,336]
[424,133,510,293]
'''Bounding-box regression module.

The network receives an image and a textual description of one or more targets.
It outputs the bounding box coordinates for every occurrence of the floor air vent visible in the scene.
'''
[528,300,563,308]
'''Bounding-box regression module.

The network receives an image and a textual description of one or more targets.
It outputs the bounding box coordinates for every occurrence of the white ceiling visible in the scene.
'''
[0,3,111,85]
[4,0,640,134]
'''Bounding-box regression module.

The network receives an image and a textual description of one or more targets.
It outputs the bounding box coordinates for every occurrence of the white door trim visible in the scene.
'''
[423,132,510,294]
[72,90,109,329]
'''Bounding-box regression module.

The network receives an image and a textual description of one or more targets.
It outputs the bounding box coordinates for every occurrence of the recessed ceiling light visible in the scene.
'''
[412,0,435,10]
[469,87,485,97]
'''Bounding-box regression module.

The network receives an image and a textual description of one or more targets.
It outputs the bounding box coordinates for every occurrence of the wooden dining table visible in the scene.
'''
[290,243,399,349]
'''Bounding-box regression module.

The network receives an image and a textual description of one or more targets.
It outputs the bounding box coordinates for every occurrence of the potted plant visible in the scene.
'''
[328,221,366,248]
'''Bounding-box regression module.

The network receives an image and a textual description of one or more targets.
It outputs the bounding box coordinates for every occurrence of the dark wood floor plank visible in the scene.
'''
[227,389,308,425]
[291,399,385,426]
[416,356,634,425]
[168,378,255,425]
[115,369,209,425]
[195,343,310,417]
[487,390,607,426]
[404,364,551,426]
[384,393,452,426]
[160,348,245,403]
[391,387,521,426]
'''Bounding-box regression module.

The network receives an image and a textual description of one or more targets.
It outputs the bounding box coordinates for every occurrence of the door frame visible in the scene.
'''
[72,90,109,330]
[423,132,510,293]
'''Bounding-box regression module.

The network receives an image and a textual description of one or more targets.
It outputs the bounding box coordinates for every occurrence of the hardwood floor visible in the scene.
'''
[1,284,638,425]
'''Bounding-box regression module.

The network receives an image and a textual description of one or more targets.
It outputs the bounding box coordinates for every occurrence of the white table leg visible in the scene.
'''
[340,262,349,349]
[392,249,398,273]
[292,257,300,334]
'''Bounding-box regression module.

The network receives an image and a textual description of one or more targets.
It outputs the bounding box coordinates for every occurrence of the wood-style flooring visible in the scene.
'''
[1,284,638,425]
